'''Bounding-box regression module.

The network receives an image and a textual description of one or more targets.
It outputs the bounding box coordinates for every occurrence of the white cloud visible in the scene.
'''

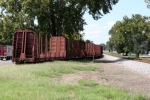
[107,21,115,27]
[84,24,107,35]
[83,21,116,44]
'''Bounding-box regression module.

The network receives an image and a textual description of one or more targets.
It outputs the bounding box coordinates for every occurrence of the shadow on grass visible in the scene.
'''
[67,59,93,63]
[94,59,126,63]
[94,54,133,63]
[68,55,105,63]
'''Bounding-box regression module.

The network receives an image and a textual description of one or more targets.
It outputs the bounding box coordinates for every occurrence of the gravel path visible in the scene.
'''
[102,54,150,76]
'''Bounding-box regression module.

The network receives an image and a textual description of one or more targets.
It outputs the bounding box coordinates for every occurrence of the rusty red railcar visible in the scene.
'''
[78,41,86,58]
[50,36,67,59]
[12,30,50,63]
[94,44,101,57]
[85,43,95,57]
[68,40,86,59]
[100,45,103,57]
[12,30,38,63]
[50,37,86,59]
[0,45,12,60]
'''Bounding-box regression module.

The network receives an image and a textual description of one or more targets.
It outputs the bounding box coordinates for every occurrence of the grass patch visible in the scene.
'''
[0,60,149,100]
[104,51,123,57]
[73,66,102,71]
[76,80,149,100]
[78,79,99,87]
[104,51,150,60]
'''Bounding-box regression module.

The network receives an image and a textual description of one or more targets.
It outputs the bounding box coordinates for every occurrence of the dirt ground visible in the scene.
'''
[53,57,150,96]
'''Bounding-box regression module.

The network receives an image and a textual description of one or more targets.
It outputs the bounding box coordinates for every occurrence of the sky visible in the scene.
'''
[83,0,150,44]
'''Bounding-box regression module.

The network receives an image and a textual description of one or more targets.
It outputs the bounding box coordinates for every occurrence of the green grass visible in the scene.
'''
[0,60,149,100]
[78,79,99,87]
[141,57,150,60]
[104,51,123,57]
[104,51,150,60]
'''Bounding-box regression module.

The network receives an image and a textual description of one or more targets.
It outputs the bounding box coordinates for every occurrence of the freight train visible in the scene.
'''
[12,30,103,63]
[0,45,12,60]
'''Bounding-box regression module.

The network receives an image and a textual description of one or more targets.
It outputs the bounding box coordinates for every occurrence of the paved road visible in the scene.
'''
[100,54,150,75]
[0,60,13,66]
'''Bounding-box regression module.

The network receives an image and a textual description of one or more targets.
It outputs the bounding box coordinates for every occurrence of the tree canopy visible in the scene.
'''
[0,0,119,44]
[107,14,150,58]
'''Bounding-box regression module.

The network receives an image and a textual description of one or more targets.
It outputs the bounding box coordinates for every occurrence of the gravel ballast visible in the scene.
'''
[102,54,150,76]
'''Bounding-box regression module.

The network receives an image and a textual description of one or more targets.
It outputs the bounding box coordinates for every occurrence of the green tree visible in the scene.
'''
[108,14,150,58]
[0,0,119,44]
[85,39,93,43]
[100,43,106,50]
[108,21,128,55]
[129,14,150,57]
[106,38,114,52]
[0,15,14,45]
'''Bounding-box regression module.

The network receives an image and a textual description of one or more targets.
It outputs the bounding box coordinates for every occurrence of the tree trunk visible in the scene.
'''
[135,53,139,58]
[147,51,149,55]
[51,14,56,36]
[57,23,63,36]
[125,51,129,56]
[50,2,56,36]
